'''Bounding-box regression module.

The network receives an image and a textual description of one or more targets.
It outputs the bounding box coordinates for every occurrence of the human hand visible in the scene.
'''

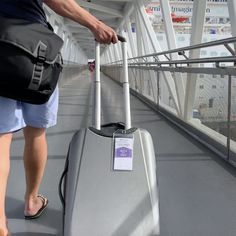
[44,0,118,44]
[92,21,118,44]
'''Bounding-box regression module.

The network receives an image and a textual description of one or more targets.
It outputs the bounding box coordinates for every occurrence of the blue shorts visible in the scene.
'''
[0,87,59,133]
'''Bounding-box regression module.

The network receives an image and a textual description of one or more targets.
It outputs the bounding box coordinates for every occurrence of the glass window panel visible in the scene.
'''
[194,73,228,148]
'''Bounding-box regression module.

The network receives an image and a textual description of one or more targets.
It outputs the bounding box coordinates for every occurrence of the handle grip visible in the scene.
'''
[94,35,126,43]
[117,35,126,43]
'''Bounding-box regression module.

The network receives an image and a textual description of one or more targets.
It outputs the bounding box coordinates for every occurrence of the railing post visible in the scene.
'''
[227,74,232,161]
[157,70,160,106]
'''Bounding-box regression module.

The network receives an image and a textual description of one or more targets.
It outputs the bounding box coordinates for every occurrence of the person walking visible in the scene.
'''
[0,0,118,235]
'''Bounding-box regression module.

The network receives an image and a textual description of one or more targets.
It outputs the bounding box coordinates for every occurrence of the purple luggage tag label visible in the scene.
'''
[114,137,134,171]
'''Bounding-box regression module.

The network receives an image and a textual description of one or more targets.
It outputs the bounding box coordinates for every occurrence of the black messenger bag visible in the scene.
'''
[0,16,64,104]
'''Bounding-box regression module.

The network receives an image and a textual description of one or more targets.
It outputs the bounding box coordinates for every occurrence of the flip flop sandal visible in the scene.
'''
[24,194,49,220]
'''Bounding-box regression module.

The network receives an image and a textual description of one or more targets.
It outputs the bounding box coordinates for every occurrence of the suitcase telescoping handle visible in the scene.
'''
[94,35,131,130]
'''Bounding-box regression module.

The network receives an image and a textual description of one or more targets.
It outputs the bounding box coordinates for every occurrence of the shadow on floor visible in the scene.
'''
[6,197,63,235]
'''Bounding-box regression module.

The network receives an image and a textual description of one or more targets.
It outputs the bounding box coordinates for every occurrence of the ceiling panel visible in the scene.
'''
[63,0,135,58]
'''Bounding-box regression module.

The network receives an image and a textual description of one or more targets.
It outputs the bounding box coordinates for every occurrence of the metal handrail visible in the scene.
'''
[109,36,236,66]
[108,55,236,76]
[129,36,236,60]
[102,36,236,164]
[127,56,236,65]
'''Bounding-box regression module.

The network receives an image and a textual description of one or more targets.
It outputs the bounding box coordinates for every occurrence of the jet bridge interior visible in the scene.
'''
[5,0,236,235]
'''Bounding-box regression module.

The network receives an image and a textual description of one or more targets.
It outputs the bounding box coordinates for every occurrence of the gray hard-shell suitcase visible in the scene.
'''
[59,37,160,236]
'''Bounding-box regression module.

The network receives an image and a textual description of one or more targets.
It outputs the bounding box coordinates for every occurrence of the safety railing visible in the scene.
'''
[102,36,236,166]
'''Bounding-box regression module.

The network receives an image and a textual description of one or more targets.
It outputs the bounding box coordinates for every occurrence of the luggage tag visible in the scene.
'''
[113,131,134,171]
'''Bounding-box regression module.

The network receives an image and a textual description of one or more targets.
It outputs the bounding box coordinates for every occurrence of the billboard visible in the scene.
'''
[146,1,229,17]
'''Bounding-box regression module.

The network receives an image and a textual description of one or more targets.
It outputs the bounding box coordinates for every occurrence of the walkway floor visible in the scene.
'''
[7,70,236,236]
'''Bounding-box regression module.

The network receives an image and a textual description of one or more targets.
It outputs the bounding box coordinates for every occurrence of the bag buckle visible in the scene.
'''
[37,43,47,62]
[38,55,46,62]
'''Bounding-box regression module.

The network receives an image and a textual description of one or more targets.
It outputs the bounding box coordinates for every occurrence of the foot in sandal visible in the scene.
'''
[24,194,49,220]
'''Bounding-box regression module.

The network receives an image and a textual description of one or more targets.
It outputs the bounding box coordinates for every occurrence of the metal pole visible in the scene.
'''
[157,71,160,106]
[227,75,232,160]
[94,42,101,130]
[122,42,132,130]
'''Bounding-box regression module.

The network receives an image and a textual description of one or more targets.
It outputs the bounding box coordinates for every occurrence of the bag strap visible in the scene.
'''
[28,41,47,90]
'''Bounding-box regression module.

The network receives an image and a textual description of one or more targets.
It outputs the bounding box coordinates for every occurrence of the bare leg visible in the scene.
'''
[0,133,12,235]
[23,126,48,216]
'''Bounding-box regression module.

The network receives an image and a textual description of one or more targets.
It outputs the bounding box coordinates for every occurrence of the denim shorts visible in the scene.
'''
[0,87,59,133]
